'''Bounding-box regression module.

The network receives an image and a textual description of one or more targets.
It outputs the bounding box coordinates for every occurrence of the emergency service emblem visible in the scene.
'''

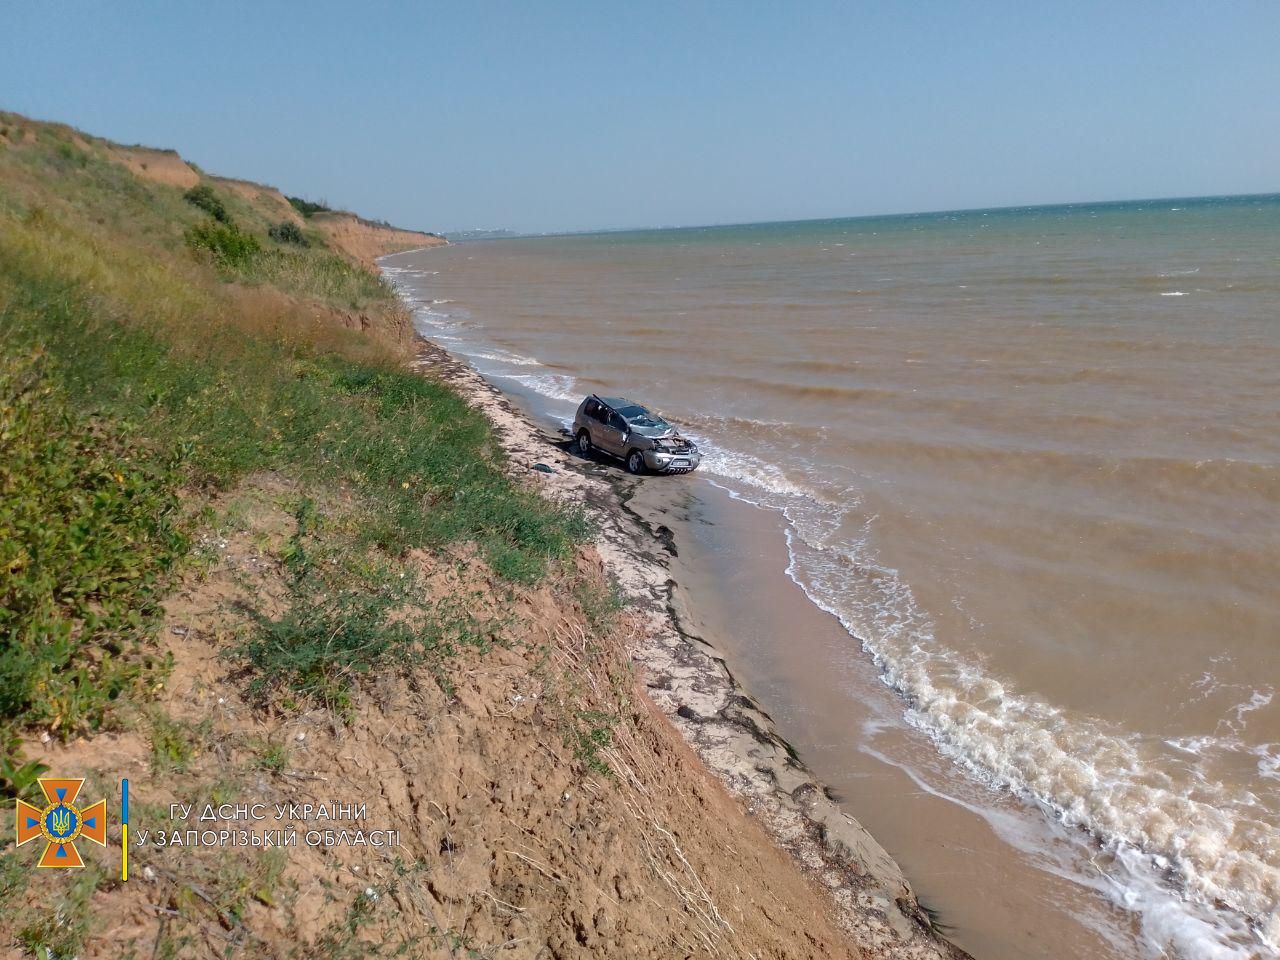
[14,777,107,868]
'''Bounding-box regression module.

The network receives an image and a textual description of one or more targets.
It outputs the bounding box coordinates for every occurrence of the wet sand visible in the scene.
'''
[629,477,1137,959]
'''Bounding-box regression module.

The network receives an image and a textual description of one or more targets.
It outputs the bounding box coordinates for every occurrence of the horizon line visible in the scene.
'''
[455,189,1280,241]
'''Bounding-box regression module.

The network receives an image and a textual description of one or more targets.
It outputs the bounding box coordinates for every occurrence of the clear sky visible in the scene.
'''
[3,1,1277,234]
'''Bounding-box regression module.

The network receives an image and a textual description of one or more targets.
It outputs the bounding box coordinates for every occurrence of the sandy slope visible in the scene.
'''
[13,485,872,960]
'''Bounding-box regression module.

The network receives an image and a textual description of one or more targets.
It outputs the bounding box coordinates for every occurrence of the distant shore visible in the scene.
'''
[393,288,969,959]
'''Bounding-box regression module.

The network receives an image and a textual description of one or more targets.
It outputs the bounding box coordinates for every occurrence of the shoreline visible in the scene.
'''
[403,335,970,959]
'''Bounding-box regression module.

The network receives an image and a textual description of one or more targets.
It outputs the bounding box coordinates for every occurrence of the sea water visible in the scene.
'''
[384,194,1280,958]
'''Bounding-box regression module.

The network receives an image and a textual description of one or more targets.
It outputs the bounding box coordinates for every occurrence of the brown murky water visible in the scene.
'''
[384,196,1280,958]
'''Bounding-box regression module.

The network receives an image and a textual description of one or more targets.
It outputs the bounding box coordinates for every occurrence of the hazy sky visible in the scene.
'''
[3,1,1277,234]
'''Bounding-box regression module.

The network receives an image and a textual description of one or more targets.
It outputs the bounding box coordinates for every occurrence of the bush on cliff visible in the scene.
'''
[268,220,309,246]
[286,195,330,217]
[186,219,262,268]
[183,182,230,223]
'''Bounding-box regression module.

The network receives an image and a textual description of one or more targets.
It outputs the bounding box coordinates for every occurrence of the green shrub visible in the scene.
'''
[252,739,289,773]
[286,195,330,218]
[268,220,309,246]
[0,749,49,803]
[183,183,230,223]
[186,219,261,267]
[54,141,88,170]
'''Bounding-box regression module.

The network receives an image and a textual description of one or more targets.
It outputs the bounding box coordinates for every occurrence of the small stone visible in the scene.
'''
[295,732,306,742]
[170,626,189,637]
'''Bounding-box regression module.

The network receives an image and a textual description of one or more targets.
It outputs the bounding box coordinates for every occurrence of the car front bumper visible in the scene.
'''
[643,448,701,473]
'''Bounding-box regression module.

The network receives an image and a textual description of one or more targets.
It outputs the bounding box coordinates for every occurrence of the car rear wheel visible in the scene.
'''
[626,450,646,474]
[576,430,593,456]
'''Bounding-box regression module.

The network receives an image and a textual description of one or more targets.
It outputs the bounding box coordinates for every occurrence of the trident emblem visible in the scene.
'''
[14,778,107,868]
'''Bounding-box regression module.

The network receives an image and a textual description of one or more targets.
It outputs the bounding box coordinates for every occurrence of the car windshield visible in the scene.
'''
[617,405,667,429]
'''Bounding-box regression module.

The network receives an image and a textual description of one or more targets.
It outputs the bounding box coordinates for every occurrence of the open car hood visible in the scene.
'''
[629,424,676,439]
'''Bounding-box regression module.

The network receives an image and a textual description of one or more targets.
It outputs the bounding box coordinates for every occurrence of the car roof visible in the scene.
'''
[597,396,634,410]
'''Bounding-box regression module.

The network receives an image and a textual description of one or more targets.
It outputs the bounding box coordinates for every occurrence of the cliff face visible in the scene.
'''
[309,210,445,268]
[107,145,201,189]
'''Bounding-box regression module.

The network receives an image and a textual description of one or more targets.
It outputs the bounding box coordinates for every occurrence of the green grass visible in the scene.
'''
[0,224,585,569]
[0,114,588,754]
[232,500,506,711]
[251,737,290,773]
[569,708,616,777]
[576,577,625,630]
[0,347,186,745]
[149,712,207,773]
[236,244,393,310]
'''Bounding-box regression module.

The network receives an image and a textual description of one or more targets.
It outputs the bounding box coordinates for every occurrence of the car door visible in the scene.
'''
[581,398,603,443]
[599,408,629,456]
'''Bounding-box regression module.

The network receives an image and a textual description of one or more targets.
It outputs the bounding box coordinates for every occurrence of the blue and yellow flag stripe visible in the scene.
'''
[121,779,129,881]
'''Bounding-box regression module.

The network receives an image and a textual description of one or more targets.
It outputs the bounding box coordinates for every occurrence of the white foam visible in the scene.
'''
[698,449,817,501]
[691,438,1280,955]
[468,350,543,367]
[1161,291,1189,297]
[1256,746,1280,782]
[494,372,580,403]
[1230,689,1275,731]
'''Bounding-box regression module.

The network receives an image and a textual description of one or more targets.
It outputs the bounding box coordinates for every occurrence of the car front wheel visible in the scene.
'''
[626,450,646,475]
[576,430,593,456]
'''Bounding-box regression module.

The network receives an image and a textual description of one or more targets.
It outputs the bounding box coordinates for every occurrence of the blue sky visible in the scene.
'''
[3,1,1277,233]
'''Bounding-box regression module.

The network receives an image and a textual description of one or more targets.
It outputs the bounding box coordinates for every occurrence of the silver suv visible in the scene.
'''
[573,396,701,474]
